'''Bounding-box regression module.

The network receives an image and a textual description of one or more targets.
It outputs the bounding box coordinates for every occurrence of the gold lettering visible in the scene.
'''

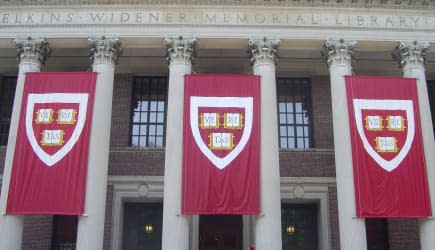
[371,16,378,26]
[410,17,419,26]
[386,16,394,26]
[136,12,143,23]
[399,17,407,26]
[296,15,304,24]
[179,13,186,23]
[166,13,173,23]
[357,16,364,26]
[50,13,60,23]
[273,14,280,24]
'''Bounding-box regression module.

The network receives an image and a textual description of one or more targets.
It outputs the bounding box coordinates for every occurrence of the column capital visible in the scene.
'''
[14,37,50,66]
[165,35,196,65]
[322,39,357,69]
[392,41,430,71]
[248,37,280,65]
[88,36,122,66]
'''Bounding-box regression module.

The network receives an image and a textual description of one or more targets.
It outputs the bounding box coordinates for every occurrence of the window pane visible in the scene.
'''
[286,103,293,112]
[140,125,147,135]
[297,138,304,148]
[158,101,165,112]
[296,113,303,124]
[131,136,139,146]
[305,138,310,148]
[296,126,303,136]
[280,138,287,148]
[295,102,302,112]
[304,114,310,124]
[157,113,164,123]
[131,125,139,135]
[280,114,286,124]
[149,125,156,135]
[150,112,157,123]
[288,138,295,148]
[140,113,148,123]
[150,101,157,111]
[148,136,156,147]
[280,126,287,136]
[287,126,294,137]
[140,101,148,111]
[157,125,164,136]
[139,136,146,147]
[133,112,140,123]
[304,126,309,136]
[279,102,286,112]
[287,114,293,124]
[156,136,163,147]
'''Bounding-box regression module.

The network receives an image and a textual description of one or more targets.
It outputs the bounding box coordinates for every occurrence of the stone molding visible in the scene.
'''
[322,38,357,69]
[14,37,50,66]
[0,0,432,9]
[165,35,196,65]
[248,37,280,65]
[392,40,430,71]
[88,36,122,66]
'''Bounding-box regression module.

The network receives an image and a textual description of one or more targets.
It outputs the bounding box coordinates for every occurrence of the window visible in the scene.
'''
[277,78,313,149]
[0,76,17,146]
[51,215,78,250]
[130,76,168,148]
[281,203,319,250]
[428,80,435,134]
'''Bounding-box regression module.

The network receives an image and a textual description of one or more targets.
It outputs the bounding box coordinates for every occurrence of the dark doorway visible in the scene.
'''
[199,215,243,250]
[281,203,319,250]
[366,219,389,250]
[122,203,163,250]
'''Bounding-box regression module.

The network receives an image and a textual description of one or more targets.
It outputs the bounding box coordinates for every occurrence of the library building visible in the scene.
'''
[0,1,434,250]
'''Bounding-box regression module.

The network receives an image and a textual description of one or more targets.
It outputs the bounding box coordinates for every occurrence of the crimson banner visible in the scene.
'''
[7,72,96,215]
[345,76,431,218]
[182,74,260,214]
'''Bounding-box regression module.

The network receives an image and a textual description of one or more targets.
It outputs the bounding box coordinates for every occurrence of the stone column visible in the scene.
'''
[248,37,282,250]
[76,36,121,250]
[0,37,49,250]
[162,36,196,250]
[393,41,435,250]
[322,39,367,250]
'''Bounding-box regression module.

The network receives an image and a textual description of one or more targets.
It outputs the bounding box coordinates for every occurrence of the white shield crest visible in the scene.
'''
[353,99,415,172]
[190,96,253,170]
[26,93,89,167]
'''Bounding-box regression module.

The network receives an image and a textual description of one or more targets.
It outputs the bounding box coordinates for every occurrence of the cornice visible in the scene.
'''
[0,0,433,9]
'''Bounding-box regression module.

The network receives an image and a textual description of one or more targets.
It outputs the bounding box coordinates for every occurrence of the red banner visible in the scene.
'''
[182,74,260,214]
[345,76,431,218]
[7,72,96,215]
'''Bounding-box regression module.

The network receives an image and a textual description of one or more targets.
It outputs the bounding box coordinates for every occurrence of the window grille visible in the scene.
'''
[277,78,313,149]
[130,76,168,148]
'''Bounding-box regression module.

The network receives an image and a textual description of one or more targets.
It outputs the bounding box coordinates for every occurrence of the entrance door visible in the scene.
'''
[199,215,243,250]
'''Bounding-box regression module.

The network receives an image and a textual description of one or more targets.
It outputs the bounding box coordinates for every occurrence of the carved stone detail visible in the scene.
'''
[248,37,280,65]
[165,35,196,65]
[89,36,122,66]
[15,37,50,66]
[392,41,430,70]
[321,38,357,68]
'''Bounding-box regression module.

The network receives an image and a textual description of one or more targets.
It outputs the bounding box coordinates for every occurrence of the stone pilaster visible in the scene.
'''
[76,36,121,250]
[162,35,196,250]
[249,37,282,250]
[393,41,435,250]
[0,37,49,250]
[322,39,367,250]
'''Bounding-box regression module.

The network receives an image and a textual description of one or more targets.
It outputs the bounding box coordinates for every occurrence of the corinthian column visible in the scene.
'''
[0,37,49,250]
[322,39,367,250]
[162,35,196,250]
[76,36,121,250]
[248,37,282,250]
[393,41,435,250]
